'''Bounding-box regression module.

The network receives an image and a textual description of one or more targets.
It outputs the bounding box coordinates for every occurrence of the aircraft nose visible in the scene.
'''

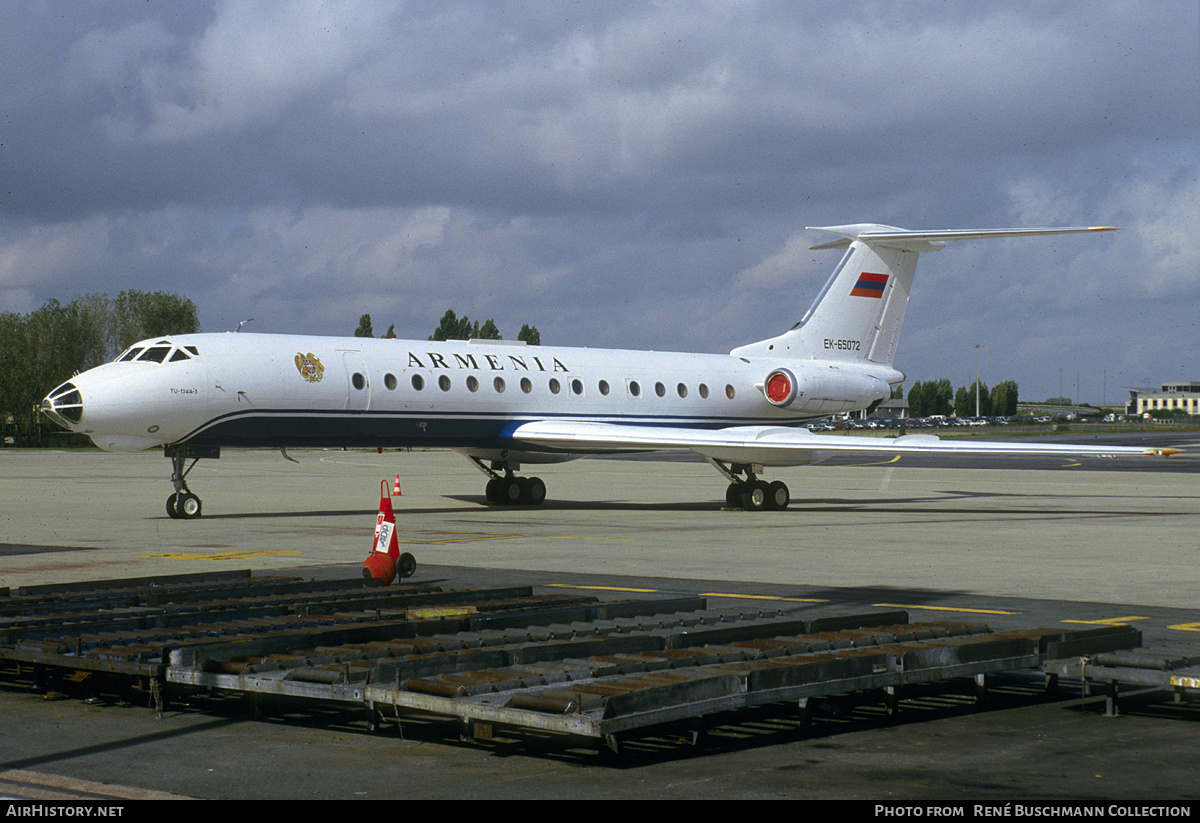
[41,381,84,430]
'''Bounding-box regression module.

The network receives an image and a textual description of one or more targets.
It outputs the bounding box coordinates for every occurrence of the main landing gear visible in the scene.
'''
[471,458,547,506]
[709,459,790,511]
[164,445,219,519]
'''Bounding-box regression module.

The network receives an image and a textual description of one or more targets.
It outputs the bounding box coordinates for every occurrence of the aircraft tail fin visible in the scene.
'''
[731,224,1115,367]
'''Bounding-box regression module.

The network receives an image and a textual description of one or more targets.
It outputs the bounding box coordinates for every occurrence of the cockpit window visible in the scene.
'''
[138,346,171,363]
[115,341,199,363]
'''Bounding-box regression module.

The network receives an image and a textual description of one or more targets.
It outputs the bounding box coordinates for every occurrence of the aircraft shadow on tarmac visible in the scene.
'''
[182,487,1197,519]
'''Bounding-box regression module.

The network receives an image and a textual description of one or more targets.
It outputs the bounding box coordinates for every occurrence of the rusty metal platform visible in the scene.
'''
[1043,651,1200,717]
[0,570,1147,753]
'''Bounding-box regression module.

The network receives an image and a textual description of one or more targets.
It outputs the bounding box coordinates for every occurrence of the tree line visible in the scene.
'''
[905,378,1019,417]
[0,291,199,445]
[355,309,541,345]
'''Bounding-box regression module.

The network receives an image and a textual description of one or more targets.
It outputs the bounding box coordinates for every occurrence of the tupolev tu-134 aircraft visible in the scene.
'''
[41,223,1179,519]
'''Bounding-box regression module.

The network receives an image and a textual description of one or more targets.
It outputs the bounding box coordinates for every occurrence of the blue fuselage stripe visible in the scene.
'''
[178,408,815,450]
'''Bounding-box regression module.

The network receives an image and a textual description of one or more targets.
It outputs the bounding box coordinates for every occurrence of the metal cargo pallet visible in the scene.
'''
[0,570,627,682]
[1043,651,1200,716]
[0,570,1148,753]
[166,607,1141,752]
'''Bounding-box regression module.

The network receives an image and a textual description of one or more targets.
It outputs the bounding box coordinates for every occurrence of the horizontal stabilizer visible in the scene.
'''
[807,225,1117,252]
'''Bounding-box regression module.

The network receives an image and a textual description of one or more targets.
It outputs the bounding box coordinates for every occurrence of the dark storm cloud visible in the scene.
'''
[0,0,1195,401]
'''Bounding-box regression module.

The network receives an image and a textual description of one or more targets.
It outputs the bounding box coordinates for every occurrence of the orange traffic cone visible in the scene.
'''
[363,479,399,585]
[393,474,402,496]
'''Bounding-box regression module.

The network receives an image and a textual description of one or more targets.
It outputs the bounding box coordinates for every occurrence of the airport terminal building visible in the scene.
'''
[1127,381,1200,416]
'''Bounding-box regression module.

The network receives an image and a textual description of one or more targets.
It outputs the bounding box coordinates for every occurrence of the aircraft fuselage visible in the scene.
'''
[60,332,900,456]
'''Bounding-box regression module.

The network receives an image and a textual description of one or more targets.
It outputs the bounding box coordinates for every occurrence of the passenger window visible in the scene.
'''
[353,372,368,390]
[628,380,641,397]
[571,379,583,395]
[726,384,736,399]
[412,375,425,390]
[438,375,450,391]
[466,375,479,392]
[521,377,532,393]
[549,378,561,394]
[494,377,506,393]
[598,380,610,396]
[655,382,666,397]
[384,373,397,390]
[677,383,687,398]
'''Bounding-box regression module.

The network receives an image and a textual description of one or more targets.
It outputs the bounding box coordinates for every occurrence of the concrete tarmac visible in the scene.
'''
[2,438,1198,606]
[1,437,1199,800]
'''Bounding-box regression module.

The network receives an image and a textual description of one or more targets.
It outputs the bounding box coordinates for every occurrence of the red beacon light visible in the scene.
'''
[764,368,798,406]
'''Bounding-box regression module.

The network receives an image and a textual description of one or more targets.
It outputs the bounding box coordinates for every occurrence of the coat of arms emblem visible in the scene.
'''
[294,352,325,383]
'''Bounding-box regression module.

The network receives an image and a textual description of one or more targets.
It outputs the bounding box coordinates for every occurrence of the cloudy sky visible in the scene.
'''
[1,0,1196,404]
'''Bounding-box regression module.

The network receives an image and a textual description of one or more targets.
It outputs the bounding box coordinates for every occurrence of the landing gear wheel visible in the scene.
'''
[501,478,524,504]
[765,480,790,511]
[740,482,767,511]
[726,483,743,508]
[177,492,202,519]
[488,475,548,505]
[397,552,416,579]
[520,476,546,505]
[485,477,503,503]
[166,493,182,519]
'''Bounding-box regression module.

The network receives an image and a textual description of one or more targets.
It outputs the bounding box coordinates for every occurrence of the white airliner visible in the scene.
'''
[41,223,1175,518]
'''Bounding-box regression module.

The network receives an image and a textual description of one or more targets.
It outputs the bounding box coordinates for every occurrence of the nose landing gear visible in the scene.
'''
[164,445,219,519]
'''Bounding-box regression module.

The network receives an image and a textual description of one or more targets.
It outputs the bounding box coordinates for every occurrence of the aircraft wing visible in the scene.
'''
[508,420,1179,466]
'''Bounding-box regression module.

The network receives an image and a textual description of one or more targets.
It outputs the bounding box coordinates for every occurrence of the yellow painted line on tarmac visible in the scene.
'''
[398,533,522,545]
[139,550,301,561]
[1062,616,1148,625]
[846,455,903,467]
[701,591,829,603]
[874,602,1019,616]
[550,584,660,594]
[1167,622,1200,632]
[549,583,827,602]
[548,535,636,541]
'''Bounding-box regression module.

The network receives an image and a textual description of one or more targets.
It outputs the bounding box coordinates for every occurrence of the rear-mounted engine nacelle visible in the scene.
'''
[763,368,798,407]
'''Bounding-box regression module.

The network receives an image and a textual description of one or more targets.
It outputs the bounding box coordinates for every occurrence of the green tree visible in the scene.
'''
[430,309,470,341]
[354,314,373,338]
[956,381,992,417]
[907,381,926,416]
[427,310,543,343]
[927,379,954,416]
[990,380,1019,416]
[111,290,199,353]
[430,309,504,341]
[476,319,501,340]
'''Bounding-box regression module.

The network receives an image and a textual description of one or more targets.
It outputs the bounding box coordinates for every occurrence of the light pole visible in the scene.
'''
[974,344,982,417]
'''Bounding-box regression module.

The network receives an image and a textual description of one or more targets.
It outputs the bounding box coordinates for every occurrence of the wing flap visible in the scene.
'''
[509,420,1169,467]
